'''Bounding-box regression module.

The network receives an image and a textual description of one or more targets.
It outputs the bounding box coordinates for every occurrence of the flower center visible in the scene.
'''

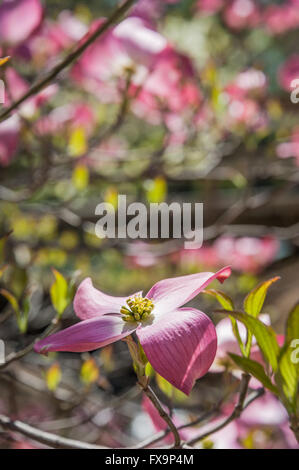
[120,295,154,323]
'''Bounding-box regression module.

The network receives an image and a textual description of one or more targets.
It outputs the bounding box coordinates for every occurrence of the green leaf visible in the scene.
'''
[217,310,280,371]
[0,56,10,67]
[0,288,20,317]
[0,264,8,279]
[244,277,280,318]
[19,295,31,334]
[229,353,279,395]
[68,127,87,157]
[204,289,234,311]
[204,289,245,355]
[156,373,187,402]
[80,359,99,385]
[286,303,299,345]
[243,277,280,358]
[45,363,62,392]
[50,269,69,317]
[145,177,167,204]
[275,303,299,413]
[72,164,89,191]
[275,345,298,413]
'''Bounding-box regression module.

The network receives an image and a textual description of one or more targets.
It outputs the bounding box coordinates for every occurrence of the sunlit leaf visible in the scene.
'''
[244,277,280,318]
[286,303,299,345]
[0,231,12,263]
[203,289,234,311]
[218,310,280,371]
[229,353,278,395]
[50,269,69,317]
[204,289,246,355]
[145,176,167,204]
[0,288,20,317]
[68,127,87,157]
[275,303,299,413]
[104,186,118,210]
[80,358,99,385]
[275,345,298,413]
[46,363,62,391]
[0,265,8,279]
[0,56,10,66]
[72,164,89,191]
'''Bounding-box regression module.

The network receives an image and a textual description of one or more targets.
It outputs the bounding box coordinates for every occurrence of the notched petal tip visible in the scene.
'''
[216,266,232,284]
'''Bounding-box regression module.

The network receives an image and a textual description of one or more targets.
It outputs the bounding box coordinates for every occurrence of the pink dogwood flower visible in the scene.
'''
[35,267,231,395]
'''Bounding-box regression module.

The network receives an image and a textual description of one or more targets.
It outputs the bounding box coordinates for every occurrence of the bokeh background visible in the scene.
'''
[0,0,299,449]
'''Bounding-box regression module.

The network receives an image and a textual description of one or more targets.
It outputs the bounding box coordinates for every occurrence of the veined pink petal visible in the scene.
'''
[74,277,142,320]
[147,267,231,315]
[137,308,217,395]
[34,315,137,353]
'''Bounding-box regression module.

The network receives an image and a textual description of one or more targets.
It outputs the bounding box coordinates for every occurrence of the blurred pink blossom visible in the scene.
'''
[223,0,260,30]
[25,11,88,64]
[72,17,201,121]
[196,0,224,14]
[35,102,96,137]
[176,236,279,274]
[4,67,57,118]
[0,115,20,166]
[0,0,43,45]
[278,55,299,92]
[264,2,299,35]
[142,395,198,445]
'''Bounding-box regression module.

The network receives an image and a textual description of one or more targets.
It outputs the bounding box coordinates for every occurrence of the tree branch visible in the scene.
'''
[0,318,60,371]
[0,414,107,449]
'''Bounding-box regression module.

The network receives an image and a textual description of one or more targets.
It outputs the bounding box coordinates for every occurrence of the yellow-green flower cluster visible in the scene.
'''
[120,295,154,322]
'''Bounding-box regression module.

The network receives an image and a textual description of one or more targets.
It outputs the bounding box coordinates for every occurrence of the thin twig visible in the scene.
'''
[132,408,217,449]
[0,0,137,123]
[0,318,60,371]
